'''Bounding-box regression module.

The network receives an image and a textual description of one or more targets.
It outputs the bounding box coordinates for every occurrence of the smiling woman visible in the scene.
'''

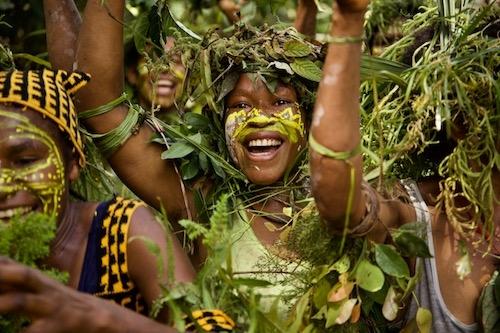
[0,109,67,221]
[0,68,196,332]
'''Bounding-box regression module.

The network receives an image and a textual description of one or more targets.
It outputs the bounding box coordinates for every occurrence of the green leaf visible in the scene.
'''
[313,278,331,309]
[185,113,210,130]
[331,254,350,274]
[393,231,432,258]
[375,244,410,278]
[290,59,323,82]
[355,260,385,292]
[325,303,341,328]
[217,71,239,102]
[477,271,500,332]
[210,156,226,179]
[284,40,312,57]
[232,278,273,288]
[132,12,149,52]
[181,159,199,180]
[416,308,432,333]
[161,141,194,159]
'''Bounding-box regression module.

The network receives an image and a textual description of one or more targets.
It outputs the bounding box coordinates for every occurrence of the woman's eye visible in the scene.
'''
[232,102,250,109]
[275,99,290,106]
[14,156,39,167]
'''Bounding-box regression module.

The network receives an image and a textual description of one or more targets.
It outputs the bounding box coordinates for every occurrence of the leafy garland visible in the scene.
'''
[360,4,500,247]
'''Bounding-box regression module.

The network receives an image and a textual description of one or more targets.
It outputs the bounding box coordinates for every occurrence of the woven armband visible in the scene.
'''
[309,134,361,160]
[78,94,128,120]
[92,106,144,157]
[347,181,380,236]
[325,35,365,44]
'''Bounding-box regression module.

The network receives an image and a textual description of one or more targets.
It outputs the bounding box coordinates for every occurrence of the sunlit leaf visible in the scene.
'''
[355,260,385,292]
[290,59,322,82]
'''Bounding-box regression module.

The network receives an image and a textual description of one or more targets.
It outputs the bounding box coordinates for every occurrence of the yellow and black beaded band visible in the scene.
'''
[185,309,236,332]
[0,68,90,166]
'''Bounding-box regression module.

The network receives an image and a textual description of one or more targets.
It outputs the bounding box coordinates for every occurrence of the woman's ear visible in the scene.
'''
[126,64,138,86]
[67,159,80,183]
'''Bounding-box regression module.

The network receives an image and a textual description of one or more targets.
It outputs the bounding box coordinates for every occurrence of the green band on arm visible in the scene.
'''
[309,134,361,160]
[91,105,144,157]
[325,35,365,44]
[78,93,128,120]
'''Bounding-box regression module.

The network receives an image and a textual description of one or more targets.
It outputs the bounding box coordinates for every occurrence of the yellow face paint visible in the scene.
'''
[0,110,65,217]
[224,107,305,162]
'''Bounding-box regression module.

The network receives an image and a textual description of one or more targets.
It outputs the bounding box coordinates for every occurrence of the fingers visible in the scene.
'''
[0,293,51,317]
[0,261,53,293]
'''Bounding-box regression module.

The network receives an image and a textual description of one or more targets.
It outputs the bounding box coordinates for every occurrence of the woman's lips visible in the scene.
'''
[242,131,285,162]
[156,78,176,96]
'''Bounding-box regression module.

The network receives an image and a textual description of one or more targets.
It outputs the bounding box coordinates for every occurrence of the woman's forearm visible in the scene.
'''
[44,0,81,71]
[310,3,367,229]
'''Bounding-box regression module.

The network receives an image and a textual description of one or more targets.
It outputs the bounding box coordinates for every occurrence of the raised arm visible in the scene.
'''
[294,0,318,37]
[310,0,407,238]
[75,0,190,222]
[43,0,81,71]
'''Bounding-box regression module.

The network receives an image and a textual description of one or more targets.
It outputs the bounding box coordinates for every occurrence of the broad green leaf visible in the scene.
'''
[477,271,500,331]
[185,113,210,130]
[355,260,385,292]
[393,231,432,258]
[375,244,410,278]
[161,141,194,159]
[181,159,199,180]
[284,40,312,57]
[416,308,432,333]
[290,59,323,82]
[325,303,341,328]
[313,278,331,309]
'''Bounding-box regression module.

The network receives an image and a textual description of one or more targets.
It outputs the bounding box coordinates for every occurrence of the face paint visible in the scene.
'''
[0,110,65,217]
[224,107,305,162]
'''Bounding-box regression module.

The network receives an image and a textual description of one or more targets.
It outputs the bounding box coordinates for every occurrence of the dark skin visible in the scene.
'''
[310,0,500,324]
[10,0,492,331]
[0,106,195,328]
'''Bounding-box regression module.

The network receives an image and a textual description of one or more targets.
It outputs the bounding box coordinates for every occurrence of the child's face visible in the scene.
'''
[0,107,71,222]
[225,74,306,185]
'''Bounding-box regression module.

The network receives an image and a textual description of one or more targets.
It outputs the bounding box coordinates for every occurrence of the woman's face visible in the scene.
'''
[0,107,75,223]
[135,38,185,111]
[225,74,306,185]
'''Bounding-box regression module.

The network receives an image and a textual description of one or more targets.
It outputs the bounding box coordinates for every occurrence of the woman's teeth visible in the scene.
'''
[0,206,33,219]
[247,139,282,147]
